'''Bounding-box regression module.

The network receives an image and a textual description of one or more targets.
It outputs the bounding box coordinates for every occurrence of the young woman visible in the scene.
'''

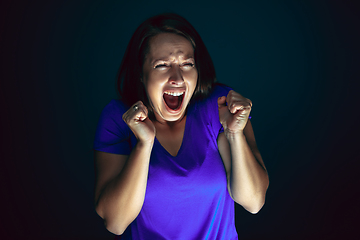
[93,13,269,239]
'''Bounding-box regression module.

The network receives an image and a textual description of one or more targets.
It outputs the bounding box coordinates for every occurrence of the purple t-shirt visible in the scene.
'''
[93,84,238,240]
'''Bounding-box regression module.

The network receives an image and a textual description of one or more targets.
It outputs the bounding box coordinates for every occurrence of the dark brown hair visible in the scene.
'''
[117,13,217,115]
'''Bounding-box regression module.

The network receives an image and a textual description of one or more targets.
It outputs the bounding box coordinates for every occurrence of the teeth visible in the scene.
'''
[164,91,184,97]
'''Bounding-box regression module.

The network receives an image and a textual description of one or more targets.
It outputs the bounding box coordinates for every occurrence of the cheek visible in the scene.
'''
[185,70,198,89]
[144,78,164,105]
[146,85,158,103]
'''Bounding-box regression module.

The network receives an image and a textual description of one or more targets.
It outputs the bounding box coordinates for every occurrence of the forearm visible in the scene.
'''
[95,141,153,234]
[226,131,269,213]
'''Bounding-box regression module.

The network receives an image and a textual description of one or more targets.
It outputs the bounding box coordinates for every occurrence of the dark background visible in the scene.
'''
[1,0,359,239]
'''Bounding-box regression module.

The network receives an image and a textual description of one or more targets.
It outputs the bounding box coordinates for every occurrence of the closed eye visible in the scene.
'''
[182,63,194,68]
[154,64,169,69]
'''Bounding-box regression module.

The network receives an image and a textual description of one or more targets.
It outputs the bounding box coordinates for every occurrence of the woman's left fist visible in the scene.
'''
[218,90,252,134]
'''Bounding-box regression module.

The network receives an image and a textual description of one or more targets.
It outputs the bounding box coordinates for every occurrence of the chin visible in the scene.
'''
[160,109,185,122]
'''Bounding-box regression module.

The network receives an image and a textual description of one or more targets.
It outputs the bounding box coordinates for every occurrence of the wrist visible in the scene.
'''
[224,128,245,143]
[137,138,155,149]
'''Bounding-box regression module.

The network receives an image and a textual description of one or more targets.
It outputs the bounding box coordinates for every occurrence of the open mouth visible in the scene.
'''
[163,91,184,111]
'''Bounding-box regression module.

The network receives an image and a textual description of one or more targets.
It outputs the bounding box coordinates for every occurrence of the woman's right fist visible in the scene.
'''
[122,101,156,143]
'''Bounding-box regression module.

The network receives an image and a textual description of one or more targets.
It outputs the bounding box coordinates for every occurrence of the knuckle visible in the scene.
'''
[123,116,129,124]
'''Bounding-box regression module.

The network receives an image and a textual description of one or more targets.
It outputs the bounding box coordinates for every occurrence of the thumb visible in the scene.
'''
[218,96,227,108]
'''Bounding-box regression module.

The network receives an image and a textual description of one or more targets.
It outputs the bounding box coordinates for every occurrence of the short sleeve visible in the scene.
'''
[205,83,251,135]
[93,99,134,155]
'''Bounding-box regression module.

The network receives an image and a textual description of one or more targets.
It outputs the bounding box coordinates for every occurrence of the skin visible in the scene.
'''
[141,33,198,156]
[94,33,269,235]
[217,92,269,213]
[142,33,198,124]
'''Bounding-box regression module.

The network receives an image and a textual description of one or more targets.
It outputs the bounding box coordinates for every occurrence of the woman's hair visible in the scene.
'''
[117,13,217,115]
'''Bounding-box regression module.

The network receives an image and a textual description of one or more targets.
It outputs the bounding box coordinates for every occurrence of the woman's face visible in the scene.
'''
[142,33,198,123]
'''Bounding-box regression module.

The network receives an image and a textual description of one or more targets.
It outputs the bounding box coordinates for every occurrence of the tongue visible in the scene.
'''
[163,94,180,110]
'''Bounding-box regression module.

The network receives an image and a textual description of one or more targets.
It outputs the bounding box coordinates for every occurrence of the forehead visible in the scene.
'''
[147,33,194,60]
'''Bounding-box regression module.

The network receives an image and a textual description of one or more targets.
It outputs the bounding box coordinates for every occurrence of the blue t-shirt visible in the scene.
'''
[93,84,238,240]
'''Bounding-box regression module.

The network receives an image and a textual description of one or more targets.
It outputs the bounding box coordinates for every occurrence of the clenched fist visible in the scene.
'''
[122,101,156,143]
[218,90,252,134]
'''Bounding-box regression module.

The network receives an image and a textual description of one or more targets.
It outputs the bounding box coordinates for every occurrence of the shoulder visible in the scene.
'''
[94,99,133,154]
[96,99,131,135]
[199,83,233,107]
[211,83,233,97]
[101,99,128,117]
[190,83,233,128]
[190,83,233,110]
[98,99,130,124]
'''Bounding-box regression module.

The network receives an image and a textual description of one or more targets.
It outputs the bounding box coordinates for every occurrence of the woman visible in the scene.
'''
[93,13,269,239]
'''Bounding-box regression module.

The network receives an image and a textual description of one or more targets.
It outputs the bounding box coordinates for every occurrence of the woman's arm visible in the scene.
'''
[217,91,269,213]
[94,140,153,235]
[217,121,269,213]
[94,101,156,235]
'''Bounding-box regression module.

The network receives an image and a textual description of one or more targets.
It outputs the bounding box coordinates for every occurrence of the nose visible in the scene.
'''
[168,65,184,85]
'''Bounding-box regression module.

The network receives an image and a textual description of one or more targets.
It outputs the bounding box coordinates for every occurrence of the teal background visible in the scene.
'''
[1,0,359,239]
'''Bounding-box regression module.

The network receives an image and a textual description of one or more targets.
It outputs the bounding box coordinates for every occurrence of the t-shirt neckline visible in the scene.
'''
[154,104,193,158]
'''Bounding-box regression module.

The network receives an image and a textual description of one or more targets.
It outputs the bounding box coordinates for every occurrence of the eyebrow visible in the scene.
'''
[151,55,195,65]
